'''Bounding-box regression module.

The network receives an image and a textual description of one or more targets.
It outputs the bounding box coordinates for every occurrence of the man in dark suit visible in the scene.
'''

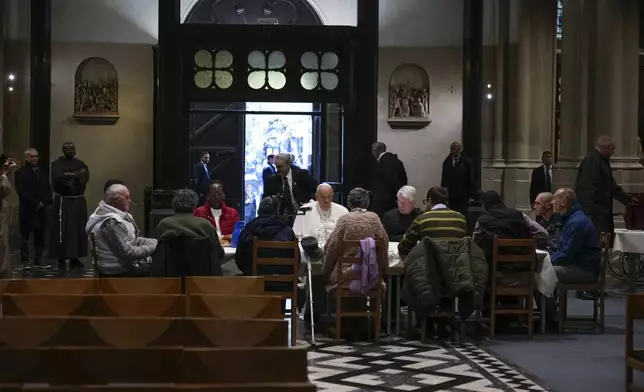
[371,142,408,216]
[262,154,276,192]
[263,153,318,216]
[193,151,210,205]
[529,151,554,207]
[440,142,474,217]
[15,148,51,269]
[575,135,638,239]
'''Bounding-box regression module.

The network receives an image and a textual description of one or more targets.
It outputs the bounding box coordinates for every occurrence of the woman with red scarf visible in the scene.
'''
[194,181,239,238]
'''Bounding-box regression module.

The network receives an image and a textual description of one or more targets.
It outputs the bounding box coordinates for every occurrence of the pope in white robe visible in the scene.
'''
[293,183,349,246]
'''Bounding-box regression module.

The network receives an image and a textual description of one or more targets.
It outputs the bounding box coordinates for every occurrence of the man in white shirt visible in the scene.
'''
[293,183,348,245]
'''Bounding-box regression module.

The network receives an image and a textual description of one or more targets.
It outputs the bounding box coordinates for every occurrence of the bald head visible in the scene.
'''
[105,184,131,212]
[552,187,576,214]
[315,183,334,211]
[450,142,462,157]
[533,192,554,218]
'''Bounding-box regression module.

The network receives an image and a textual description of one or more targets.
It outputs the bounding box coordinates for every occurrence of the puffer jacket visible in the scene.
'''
[402,236,488,320]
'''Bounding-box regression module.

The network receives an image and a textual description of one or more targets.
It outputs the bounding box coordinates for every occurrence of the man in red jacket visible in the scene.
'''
[194,181,239,238]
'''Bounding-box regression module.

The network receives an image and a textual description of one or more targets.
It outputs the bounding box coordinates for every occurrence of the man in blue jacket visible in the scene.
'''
[550,188,601,284]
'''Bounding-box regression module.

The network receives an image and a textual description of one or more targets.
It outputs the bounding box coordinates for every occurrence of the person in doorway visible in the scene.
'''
[194,181,239,239]
[529,151,554,207]
[49,142,89,271]
[262,154,276,191]
[193,151,210,205]
[15,148,51,269]
[440,142,474,217]
[371,142,408,217]
[263,153,318,215]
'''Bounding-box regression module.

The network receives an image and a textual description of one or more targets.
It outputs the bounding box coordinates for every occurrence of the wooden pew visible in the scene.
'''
[1,294,185,317]
[0,317,288,347]
[1,278,99,294]
[187,294,282,319]
[19,383,317,391]
[0,347,309,384]
[186,277,266,295]
[100,277,181,294]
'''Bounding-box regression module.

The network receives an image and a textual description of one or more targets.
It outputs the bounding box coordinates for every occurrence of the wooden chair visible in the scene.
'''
[185,276,266,295]
[408,297,458,342]
[329,239,383,342]
[187,294,283,319]
[252,238,301,346]
[100,277,181,294]
[626,293,644,391]
[489,236,538,339]
[556,232,611,333]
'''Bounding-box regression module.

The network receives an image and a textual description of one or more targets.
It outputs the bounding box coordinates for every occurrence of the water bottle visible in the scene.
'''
[231,221,245,248]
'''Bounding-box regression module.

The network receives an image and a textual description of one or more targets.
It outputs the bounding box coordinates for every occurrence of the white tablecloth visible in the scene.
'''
[614,229,644,254]
[535,250,558,297]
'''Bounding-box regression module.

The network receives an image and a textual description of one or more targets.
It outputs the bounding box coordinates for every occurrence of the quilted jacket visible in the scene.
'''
[402,236,488,320]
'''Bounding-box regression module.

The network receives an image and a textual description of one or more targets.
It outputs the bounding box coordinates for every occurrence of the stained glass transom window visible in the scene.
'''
[247,50,287,90]
[300,52,339,91]
[556,0,563,40]
[194,49,234,89]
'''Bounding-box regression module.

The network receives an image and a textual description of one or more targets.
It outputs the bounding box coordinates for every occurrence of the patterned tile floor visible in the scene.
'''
[10,259,550,392]
[302,336,550,392]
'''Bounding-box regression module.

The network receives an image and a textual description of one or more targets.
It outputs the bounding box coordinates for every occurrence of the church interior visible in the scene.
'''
[0,0,643,391]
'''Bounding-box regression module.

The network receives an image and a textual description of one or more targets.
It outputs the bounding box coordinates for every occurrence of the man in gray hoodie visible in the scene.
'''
[86,184,157,277]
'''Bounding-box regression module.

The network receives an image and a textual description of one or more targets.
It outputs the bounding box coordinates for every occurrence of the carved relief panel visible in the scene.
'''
[387,64,431,129]
[74,57,119,124]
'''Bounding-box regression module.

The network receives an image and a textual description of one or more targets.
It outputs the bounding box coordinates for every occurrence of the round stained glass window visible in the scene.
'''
[194,70,213,88]
[300,72,318,90]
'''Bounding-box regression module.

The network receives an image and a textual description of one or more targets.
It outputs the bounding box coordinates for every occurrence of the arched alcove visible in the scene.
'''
[387,63,431,129]
[184,0,323,25]
[73,57,119,124]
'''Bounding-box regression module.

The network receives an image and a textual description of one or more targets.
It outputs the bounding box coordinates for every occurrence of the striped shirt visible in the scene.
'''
[397,207,468,257]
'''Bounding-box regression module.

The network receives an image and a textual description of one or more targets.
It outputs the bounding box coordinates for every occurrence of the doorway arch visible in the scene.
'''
[183,0,324,25]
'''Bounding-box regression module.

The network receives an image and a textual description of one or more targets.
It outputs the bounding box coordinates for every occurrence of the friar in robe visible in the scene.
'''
[49,142,89,270]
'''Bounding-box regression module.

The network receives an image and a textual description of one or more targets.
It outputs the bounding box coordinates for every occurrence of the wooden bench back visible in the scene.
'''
[0,346,308,384]
[0,317,287,348]
[100,277,182,294]
[185,276,266,295]
[0,278,100,294]
[12,385,317,391]
[1,294,185,317]
[187,294,283,319]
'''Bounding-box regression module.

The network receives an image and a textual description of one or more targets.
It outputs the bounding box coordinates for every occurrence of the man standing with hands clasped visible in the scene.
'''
[49,142,90,271]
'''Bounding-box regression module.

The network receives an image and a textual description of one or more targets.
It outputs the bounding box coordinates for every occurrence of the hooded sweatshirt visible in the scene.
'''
[86,201,157,275]
[234,214,295,276]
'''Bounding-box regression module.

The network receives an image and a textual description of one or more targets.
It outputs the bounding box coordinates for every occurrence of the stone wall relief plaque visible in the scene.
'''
[73,57,119,124]
[387,63,431,129]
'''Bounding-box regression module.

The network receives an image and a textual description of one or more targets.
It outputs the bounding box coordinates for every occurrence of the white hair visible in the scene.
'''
[316,183,333,193]
[275,153,292,165]
[104,184,128,204]
[397,186,416,202]
[24,148,37,157]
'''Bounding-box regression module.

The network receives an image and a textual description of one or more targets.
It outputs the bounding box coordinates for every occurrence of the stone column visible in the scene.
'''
[502,0,557,208]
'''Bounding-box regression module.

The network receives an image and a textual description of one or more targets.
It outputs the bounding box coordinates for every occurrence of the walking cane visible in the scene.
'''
[305,255,317,347]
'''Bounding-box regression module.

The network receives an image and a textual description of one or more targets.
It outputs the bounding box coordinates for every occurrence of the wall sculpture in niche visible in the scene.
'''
[73,57,119,124]
[387,64,431,129]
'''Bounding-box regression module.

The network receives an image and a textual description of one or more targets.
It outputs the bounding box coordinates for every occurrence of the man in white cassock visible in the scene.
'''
[293,183,348,246]
[293,183,348,325]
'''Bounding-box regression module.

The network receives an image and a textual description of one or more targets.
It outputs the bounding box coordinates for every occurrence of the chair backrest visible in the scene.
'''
[337,238,383,294]
[626,294,644,356]
[251,238,300,300]
[491,236,537,286]
[185,276,266,295]
[100,277,181,294]
[599,232,611,286]
[187,294,283,319]
[150,235,221,278]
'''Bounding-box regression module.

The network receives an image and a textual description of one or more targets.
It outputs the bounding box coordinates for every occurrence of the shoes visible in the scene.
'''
[33,262,51,269]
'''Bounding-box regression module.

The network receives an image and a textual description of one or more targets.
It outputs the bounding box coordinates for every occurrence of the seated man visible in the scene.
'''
[235,196,295,276]
[153,188,224,276]
[382,185,422,242]
[292,183,348,244]
[86,184,157,277]
[533,191,563,253]
[103,179,125,193]
[398,186,467,259]
[194,181,239,240]
[550,188,600,283]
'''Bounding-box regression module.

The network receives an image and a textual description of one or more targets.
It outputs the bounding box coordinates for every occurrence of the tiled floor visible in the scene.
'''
[302,336,549,392]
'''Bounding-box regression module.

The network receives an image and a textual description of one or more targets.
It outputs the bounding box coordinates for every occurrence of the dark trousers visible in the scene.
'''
[100,264,150,278]
[588,212,614,246]
[448,198,469,217]
[19,223,45,263]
